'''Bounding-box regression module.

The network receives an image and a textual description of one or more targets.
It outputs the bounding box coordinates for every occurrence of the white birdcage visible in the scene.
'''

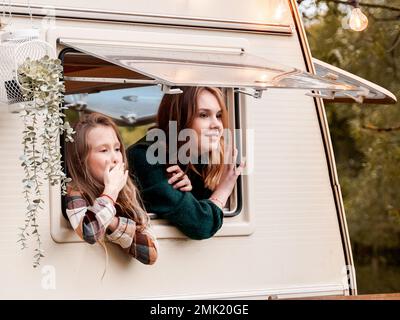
[0,28,55,108]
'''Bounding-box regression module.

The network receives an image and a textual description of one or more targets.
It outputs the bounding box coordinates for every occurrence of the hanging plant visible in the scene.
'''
[16,55,74,268]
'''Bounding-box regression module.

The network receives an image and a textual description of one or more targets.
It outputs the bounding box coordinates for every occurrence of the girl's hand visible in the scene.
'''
[103,160,128,202]
[166,165,193,192]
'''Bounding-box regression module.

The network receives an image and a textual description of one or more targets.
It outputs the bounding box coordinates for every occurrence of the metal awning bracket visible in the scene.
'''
[235,88,264,99]
[342,87,370,104]
[306,87,370,103]
[306,90,336,100]
[159,84,183,94]
[322,72,339,81]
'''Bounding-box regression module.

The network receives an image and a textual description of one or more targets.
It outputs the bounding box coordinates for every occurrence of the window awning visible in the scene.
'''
[312,58,397,104]
[60,39,396,103]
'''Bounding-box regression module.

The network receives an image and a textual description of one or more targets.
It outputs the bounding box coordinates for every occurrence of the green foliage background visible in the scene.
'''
[299,0,400,293]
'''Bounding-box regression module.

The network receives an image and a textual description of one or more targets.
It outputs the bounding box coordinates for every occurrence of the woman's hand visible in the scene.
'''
[103,160,128,202]
[166,165,193,192]
[210,148,245,209]
[220,148,245,184]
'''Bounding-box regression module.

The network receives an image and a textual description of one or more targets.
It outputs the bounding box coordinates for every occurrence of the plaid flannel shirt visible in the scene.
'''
[66,194,158,265]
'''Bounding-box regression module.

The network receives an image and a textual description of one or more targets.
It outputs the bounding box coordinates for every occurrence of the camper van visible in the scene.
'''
[0,0,396,299]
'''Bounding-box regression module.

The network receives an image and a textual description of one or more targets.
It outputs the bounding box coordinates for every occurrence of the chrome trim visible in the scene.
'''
[289,0,357,295]
[5,3,293,34]
[63,76,157,84]
[132,284,347,300]
[61,39,245,55]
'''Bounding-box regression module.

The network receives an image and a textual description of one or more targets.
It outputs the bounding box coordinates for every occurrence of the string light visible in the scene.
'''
[348,0,368,31]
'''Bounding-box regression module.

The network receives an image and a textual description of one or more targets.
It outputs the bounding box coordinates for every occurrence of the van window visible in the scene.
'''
[61,49,242,219]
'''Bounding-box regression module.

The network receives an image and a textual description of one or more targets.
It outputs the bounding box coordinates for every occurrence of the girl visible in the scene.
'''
[127,87,245,240]
[65,112,190,265]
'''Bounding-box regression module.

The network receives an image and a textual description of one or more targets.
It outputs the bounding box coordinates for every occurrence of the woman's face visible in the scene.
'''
[86,125,123,184]
[191,90,224,155]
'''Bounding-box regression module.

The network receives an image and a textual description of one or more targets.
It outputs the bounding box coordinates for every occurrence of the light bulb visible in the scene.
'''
[349,7,368,31]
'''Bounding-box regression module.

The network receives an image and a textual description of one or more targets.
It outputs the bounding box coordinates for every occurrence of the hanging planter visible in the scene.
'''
[16,55,74,267]
[0,29,55,107]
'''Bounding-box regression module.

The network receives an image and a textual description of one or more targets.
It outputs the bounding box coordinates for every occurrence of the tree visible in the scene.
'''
[299,1,400,256]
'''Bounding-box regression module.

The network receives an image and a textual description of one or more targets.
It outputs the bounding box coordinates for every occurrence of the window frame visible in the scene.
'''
[59,47,243,222]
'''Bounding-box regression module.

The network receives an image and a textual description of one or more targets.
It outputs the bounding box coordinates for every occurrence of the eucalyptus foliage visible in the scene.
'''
[17,56,74,268]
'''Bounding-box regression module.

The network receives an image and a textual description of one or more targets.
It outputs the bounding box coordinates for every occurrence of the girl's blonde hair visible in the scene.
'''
[66,112,148,227]
[156,87,229,190]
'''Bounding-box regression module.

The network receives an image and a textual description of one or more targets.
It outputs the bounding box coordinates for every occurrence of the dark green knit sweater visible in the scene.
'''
[127,139,223,240]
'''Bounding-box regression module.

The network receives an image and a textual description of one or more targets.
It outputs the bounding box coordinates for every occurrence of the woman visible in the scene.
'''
[127,87,245,240]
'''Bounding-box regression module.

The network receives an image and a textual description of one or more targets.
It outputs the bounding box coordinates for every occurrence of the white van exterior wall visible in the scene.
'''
[0,1,354,299]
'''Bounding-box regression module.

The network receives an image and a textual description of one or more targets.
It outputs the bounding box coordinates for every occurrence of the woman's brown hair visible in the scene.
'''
[156,87,229,190]
[66,112,148,226]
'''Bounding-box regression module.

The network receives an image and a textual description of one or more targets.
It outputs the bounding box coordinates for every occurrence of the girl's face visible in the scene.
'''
[86,125,123,184]
[191,90,224,154]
